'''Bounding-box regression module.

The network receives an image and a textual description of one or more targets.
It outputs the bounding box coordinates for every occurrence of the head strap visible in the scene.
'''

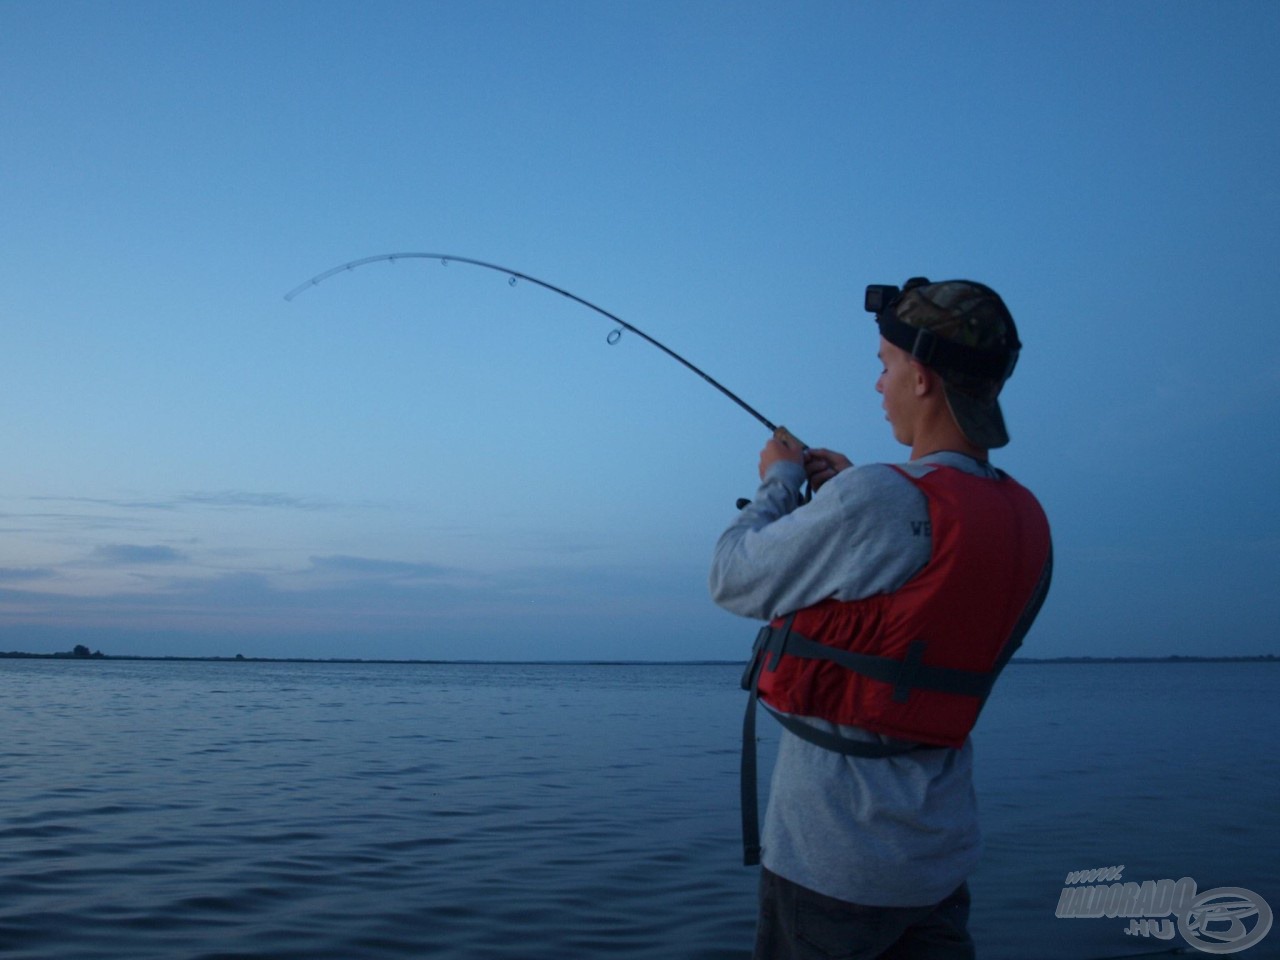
[876,311,1019,382]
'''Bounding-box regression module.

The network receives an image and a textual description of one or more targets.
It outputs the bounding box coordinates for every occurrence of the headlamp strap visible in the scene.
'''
[876,311,1019,382]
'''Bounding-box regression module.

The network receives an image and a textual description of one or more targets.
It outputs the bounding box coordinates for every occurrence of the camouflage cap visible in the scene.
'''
[878,279,1020,449]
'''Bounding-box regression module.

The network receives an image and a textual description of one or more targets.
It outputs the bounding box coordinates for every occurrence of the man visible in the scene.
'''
[710,278,1052,960]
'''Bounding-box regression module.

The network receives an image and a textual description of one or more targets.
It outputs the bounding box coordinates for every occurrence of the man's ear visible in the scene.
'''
[910,360,938,398]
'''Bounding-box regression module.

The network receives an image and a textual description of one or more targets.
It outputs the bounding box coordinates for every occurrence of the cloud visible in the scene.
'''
[28,491,343,512]
[0,567,56,582]
[26,495,178,511]
[178,491,338,511]
[307,555,455,579]
[90,544,188,565]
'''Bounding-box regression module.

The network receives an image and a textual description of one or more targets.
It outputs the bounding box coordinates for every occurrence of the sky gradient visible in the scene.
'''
[2,0,1277,661]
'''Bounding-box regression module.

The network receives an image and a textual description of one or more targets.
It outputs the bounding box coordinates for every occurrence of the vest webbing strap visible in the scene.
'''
[739,614,791,867]
[991,544,1053,674]
[740,674,763,866]
[774,632,996,700]
[765,709,928,757]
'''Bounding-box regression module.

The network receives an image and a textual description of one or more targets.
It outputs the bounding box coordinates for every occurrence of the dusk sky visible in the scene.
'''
[2,1,1276,661]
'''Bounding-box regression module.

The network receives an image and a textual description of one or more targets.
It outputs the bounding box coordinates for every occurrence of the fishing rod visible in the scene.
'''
[286,253,808,509]
[285,252,792,438]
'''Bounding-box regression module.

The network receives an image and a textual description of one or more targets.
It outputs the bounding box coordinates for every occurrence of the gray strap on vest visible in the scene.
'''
[739,615,792,867]
[772,633,996,700]
[991,544,1053,674]
[765,709,928,757]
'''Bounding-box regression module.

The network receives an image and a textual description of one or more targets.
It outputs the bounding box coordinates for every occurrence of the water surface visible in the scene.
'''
[1,659,1275,959]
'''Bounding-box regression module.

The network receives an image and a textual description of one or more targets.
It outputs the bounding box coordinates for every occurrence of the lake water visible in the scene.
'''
[1,659,1276,960]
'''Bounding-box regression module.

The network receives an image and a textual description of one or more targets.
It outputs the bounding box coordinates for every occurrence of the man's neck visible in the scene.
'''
[912,446,990,464]
[909,421,987,462]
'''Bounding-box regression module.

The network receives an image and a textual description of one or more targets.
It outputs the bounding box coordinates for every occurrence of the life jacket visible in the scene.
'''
[738,464,1052,864]
[756,464,1051,746]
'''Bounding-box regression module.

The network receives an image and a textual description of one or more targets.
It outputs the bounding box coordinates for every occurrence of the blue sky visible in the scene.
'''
[2,0,1276,661]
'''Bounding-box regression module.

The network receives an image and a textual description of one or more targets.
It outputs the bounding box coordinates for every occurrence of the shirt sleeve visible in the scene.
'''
[708,459,933,622]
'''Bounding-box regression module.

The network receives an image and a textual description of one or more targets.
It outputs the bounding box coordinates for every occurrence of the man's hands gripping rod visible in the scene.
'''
[737,427,854,509]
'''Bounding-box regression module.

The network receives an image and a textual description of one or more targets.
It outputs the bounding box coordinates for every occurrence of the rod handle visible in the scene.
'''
[773,426,806,452]
[736,427,808,509]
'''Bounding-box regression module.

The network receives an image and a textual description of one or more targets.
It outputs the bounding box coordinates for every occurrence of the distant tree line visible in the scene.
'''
[0,644,106,659]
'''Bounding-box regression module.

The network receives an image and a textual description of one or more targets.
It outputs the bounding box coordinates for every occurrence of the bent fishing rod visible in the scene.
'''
[284,252,805,456]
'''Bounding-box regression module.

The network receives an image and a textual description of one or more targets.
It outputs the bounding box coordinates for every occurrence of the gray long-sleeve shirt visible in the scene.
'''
[711,451,1002,907]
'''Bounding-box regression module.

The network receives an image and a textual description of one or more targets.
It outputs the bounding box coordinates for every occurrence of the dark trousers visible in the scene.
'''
[753,868,976,960]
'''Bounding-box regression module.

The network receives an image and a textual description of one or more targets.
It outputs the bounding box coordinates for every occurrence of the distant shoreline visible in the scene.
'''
[1,651,1276,666]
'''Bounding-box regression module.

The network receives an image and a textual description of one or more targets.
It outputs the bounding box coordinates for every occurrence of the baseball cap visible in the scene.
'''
[866,277,1021,449]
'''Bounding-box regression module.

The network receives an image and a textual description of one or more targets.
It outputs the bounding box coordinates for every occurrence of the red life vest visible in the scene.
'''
[755,465,1051,748]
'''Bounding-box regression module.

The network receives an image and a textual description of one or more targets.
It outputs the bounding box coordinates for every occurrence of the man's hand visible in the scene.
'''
[758,426,805,480]
[803,447,853,491]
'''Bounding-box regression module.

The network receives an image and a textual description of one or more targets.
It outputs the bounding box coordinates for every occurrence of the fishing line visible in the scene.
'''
[284,252,781,434]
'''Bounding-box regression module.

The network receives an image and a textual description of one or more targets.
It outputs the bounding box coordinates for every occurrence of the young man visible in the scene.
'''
[710,278,1052,960]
